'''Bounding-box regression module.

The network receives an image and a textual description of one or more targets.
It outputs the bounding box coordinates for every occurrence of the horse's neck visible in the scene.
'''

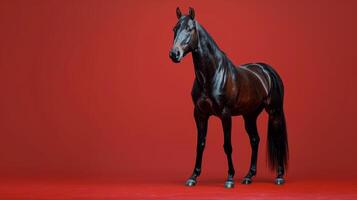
[192,23,230,92]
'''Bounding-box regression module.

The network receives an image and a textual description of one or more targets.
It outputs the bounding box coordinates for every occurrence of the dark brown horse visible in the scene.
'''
[169,7,288,188]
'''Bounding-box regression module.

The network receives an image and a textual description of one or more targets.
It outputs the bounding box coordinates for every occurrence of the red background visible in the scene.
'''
[1,0,357,183]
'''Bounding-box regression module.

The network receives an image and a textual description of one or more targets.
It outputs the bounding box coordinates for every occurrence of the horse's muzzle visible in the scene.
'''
[169,48,182,63]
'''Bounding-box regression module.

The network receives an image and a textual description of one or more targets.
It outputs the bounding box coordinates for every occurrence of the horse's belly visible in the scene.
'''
[231,89,265,115]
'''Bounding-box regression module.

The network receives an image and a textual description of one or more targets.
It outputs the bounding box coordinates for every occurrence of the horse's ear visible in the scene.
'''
[176,7,182,19]
[188,7,195,19]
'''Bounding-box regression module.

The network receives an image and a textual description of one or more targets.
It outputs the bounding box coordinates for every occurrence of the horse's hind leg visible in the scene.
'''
[260,62,289,184]
[241,113,260,184]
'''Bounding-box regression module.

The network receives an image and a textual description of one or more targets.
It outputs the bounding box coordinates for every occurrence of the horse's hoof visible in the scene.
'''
[224,180,234,188]
[185,179,196,187]
[241,177,252,184]
[275,177,285,185]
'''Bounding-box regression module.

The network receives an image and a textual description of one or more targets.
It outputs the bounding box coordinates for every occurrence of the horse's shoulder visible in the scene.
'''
[191,78,201,101]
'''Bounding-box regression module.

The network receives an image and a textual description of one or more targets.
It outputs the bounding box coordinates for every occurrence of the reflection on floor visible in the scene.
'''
[0,179,356,200]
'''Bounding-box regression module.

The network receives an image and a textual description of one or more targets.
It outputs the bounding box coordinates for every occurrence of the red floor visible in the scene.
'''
[0,179,356,200]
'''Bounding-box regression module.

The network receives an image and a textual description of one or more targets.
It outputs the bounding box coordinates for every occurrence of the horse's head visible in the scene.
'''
[169,7,198,63]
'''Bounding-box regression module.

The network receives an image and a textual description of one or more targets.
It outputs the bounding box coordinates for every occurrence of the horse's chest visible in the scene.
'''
[196,96,215,114]
[196,93,225,115]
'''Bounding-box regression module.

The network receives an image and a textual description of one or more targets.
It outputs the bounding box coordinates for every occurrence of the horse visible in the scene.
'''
[169,7,289,188]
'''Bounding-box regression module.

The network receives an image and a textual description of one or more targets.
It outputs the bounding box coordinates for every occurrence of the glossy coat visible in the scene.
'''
[169,8,289,188]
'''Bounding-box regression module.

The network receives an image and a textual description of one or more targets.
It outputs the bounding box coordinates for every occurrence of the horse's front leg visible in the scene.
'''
[221,108,235,188]
[186,108,209,187]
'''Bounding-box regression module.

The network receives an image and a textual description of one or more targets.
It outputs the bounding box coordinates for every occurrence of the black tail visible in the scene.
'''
[267,109,288,171]
[258,63,289,172]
